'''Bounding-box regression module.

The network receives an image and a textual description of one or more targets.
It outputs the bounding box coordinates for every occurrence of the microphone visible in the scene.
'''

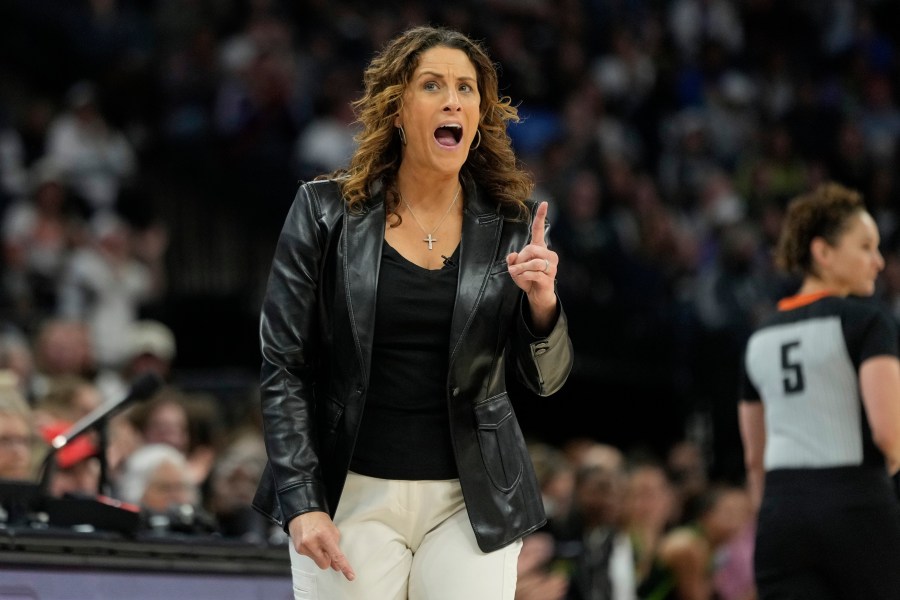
[49,372,163,451]
[39,372,163,496]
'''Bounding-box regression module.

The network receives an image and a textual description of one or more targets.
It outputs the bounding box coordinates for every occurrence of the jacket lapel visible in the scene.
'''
[450,181,502,360]
[344,194,384,382]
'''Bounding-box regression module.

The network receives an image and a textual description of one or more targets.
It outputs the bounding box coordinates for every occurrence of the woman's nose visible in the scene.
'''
[443,88,461,111]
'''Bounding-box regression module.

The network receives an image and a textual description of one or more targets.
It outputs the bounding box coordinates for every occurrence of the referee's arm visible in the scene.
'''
[860,355,900,479]
[739,400,766,512]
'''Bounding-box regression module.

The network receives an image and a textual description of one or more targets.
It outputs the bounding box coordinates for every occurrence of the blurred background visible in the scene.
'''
[0,0,898,550]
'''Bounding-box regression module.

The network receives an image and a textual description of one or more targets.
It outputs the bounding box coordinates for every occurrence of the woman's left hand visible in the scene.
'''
[507,201,559,332]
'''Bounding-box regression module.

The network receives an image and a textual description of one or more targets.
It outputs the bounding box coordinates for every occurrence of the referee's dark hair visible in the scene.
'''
[774,182,866,277]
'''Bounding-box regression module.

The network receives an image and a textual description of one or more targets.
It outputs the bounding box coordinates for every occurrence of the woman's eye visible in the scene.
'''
[424,81,439,91]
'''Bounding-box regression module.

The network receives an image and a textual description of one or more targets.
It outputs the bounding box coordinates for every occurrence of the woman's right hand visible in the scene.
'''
[288,511,356,581]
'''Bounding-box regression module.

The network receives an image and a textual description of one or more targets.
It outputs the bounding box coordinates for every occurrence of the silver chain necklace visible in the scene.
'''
[400,185,461,250]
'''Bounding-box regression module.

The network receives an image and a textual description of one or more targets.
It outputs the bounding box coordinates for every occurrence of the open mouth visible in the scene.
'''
[434,124,463,147]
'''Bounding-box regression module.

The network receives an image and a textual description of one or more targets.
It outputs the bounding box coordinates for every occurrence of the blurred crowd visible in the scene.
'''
[514,438,756,600]
[0,0,899,597]
[0,318,276,542]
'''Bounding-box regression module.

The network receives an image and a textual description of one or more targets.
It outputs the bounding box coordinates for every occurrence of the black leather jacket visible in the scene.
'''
[252,177,574,552]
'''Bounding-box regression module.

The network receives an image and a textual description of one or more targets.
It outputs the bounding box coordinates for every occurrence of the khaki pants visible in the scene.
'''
[289,472,522,600]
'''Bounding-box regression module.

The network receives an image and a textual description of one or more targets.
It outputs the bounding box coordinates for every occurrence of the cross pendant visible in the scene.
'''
[423,233,437,250]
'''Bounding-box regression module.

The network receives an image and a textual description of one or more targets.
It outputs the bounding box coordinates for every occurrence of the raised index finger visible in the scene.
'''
[531,201,548,247]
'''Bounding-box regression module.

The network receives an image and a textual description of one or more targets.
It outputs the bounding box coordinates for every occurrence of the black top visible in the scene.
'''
[349,241,461,480]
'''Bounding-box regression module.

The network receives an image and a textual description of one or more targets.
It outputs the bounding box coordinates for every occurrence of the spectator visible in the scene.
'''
[206,430,270,541]
[666,439,710,525]
[516,442,577,600]
[106,409,143,481]
[1,157,81,328]
[292,68,360,178]
[515,531,570,600]
[0,381,33,481]
[123,318,176,380]
[624,462,677,595]
[45,81,136,214]
[0,328,36,402]
[711,514,756,600]
[530,440,577,527]
[127,389,216,487]
[115,442,198,513]
[57,211,164,369]
[857,74,900,165]
[557,445,637,600]
[96,318,177,405]
[37,420,101,498]
[589,27,656,118]
[30,376,106,497]
[117,441,218,535]
[667,0,744,62]
[657,110,718,209]
[827,119,874,196]
[654,485,754,600]
[31,317,96,400]
[31,374,102,431]
[734,123,807,211]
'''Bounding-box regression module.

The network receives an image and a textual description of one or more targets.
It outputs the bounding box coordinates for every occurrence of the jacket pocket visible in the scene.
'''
[474,393,523,493]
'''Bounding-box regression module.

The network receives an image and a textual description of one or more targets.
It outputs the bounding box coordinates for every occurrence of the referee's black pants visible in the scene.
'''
[755,466,900,600]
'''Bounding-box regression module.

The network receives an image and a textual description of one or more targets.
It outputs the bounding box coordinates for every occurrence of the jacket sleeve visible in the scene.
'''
[258,182,331,527]
[511,205,574,396]
[513,296,573,396]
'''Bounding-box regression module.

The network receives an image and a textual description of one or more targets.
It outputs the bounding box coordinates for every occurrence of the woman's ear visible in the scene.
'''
[810,236,831,269]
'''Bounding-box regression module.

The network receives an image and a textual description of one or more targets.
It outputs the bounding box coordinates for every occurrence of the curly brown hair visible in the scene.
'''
[325,26,533,219]
[774,182,866,276]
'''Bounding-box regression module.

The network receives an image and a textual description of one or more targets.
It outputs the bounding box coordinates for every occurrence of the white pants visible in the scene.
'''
[288,472,522,600]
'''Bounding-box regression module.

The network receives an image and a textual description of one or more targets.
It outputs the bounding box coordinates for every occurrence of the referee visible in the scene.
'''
[739,182,900,599]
